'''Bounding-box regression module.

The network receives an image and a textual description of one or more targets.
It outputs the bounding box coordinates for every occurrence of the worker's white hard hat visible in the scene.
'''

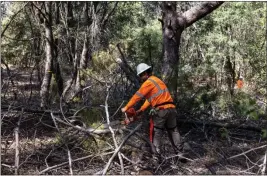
[136,63,151,76]
[239,76,243,79]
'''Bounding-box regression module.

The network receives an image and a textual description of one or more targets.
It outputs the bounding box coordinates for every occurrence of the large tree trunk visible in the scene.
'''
[40,2,54,108]
[161,1,224,100]
[162,2,181,101]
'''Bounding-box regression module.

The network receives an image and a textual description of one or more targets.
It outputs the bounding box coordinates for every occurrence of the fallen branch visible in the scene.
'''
[67,148,73,175]
[1,163,15,169]
[1,106,73,116]
[39,151,114,174]
[227,144,267,160]
[50,113,73,175]
[14,109,23,175]
[52,114,117,135]
[261,149,267,175]
[104,86,124,174]
[101,123,142,175]
[165,153,194,162]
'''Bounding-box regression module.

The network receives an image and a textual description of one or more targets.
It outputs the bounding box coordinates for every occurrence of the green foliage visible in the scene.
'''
[91,47,118,73]
[127,19,162,73]
[1,3,39,67]
[178,2,266,119]
[77,108,103,128]
[81,139,98,153]
[72,96,81,103]
[262,129,267,139]
[232,92,262,120]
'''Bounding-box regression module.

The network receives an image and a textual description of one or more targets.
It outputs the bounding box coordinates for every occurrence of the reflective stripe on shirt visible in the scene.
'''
[135,91,144,98]
[147,78,169,103]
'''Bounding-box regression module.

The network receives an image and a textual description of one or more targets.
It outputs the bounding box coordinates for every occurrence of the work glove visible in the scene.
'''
[121,109,143,125]
[120,108,135,125]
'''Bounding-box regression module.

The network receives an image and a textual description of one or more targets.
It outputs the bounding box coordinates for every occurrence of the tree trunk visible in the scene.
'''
[40,2,54,108]
[74,35,90,97]
[161,1,224,100]
[53,2,63,96]
[162,2,181,101]
[80,36,89,70]
[266,1,267,115]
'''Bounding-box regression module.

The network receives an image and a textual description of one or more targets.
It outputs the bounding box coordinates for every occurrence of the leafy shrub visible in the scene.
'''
[231,92,262,120]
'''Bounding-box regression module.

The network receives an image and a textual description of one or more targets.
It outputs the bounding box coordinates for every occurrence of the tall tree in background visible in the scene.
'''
[161,2,224,99]
[36,2,56,108]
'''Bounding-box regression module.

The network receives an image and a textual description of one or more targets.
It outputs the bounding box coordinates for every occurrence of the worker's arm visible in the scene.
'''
[123,80,153,111]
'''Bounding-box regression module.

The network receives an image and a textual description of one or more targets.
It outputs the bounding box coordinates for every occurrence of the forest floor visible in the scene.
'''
[1,66,267,175]
[1,113,266,175]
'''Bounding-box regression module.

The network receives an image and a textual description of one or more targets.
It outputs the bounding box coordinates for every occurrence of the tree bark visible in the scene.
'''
[40,2,54,108]
[266,1,267,115]
[161,1,224,99]
[161,2,181,101]
[80,36,89,70]
[53,2,64,96]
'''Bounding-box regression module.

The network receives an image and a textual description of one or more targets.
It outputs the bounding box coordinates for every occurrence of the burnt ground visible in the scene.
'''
[1,66,267,175]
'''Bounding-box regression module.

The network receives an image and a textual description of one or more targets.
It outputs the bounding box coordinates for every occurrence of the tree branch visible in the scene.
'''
[104,85,124,174]
[262,149,267,175]
[179,1,224,29]
[227,144,267,160]
[101,2,118,29]
[14,110,23,175]
[39,151,114,174]
[101,123,142,175]
[1,2,29,38]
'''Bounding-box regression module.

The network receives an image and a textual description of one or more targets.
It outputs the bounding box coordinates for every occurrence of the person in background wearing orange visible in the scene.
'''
[237,76,244,89]
[121,63,183,159]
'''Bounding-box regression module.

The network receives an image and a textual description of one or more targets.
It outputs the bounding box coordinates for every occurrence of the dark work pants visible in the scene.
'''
[152,108,182,153]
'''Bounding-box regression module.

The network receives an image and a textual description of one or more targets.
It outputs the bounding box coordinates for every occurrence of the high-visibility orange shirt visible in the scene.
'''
[237,80,243,89]
[125,75,175,112]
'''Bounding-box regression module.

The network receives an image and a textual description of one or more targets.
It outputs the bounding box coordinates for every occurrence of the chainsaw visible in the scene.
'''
[121,108,141,125]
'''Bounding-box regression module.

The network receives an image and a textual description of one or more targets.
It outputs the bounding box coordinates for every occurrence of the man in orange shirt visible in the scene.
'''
[237,76,244,89]
[121,63,182,155]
